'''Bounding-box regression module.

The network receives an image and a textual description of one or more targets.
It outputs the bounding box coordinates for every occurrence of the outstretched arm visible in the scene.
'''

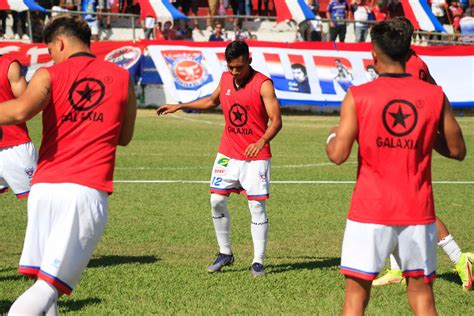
[326,90,358,165]
[434,94,466,161]
[156,83,221,116]
[0,68,51,125]
[244,80,282,158]
[118,75,137,146]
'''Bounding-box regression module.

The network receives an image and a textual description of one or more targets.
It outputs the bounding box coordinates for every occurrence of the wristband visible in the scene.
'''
[326,133,337,144]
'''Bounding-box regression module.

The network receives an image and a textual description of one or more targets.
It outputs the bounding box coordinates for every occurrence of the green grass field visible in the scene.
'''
[1,110,473,314]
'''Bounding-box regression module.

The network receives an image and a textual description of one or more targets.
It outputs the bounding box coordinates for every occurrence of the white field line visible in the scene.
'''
[114,180,474,184]
[170,114,224,126]
[116,162,356,170]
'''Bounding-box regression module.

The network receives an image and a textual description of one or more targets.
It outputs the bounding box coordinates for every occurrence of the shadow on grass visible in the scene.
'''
[437,271,461,286]
[88,255,159,268]
[268,257,340,274]
[0,274,23,282]
[60,297,102,312]
[0,300,13,314]
[0,267,16,273]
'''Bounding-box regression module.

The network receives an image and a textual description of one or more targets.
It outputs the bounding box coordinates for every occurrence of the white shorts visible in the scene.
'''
[0,141,37,198]
[209,153,271,200]
[18,183,108,295]
[340,219,437,283]
[87,20,99,35]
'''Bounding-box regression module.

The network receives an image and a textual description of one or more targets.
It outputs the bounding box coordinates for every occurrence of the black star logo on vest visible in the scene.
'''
[76,83,99,103]
[68,78,105,112]
[229,103,248,127]
[382,100,418,137]
[389,106,411,129]
[233,108,244,122]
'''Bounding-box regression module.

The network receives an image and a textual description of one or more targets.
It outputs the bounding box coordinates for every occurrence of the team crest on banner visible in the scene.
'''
[162,50,213,90]
[104,46,141,69]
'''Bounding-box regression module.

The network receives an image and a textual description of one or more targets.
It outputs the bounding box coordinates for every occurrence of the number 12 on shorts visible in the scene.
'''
[212,177,223,187]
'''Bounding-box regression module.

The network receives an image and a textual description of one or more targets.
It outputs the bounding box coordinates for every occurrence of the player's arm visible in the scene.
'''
[118,75,137,146]
[0,68,50,125]
[434,94,466,161]
[326,90,358,165]
[244,80,282,158]
[156,83,221,116]
[8,61,27,98]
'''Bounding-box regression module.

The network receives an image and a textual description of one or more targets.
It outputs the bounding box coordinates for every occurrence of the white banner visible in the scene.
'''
[148,41,474,108]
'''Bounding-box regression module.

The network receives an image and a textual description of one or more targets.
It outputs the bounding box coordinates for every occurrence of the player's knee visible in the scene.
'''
[248,200,267,219]
[210,193,228,212]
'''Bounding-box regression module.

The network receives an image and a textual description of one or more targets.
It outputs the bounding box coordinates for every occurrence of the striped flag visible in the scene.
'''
[138,0,188,23]
[401,0,446,32]
[274,0,316,24]
[0,0,47,12]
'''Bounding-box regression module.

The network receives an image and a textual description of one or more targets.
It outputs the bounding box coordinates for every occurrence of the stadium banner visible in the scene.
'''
[0,40,472,108]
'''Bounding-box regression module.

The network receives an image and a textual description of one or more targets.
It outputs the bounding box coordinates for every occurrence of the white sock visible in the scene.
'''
[9,280,58,316]
[249,200,268,265]
[438,234,462,265]
[210,194,232,255]
[389,254,401,271]
[45,299,59,316]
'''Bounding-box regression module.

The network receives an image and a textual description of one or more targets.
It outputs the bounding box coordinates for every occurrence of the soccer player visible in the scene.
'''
[326,18,466,314]
[0,15,137,315]
[157,40,282,277]
[373,16,473,291]
[0,55,37,198]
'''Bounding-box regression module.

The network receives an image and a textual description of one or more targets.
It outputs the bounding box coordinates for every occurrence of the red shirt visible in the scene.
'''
[348,74,444,225]
[218,69,272,160]
[0,56,31,148]
[32,53,129,193]
[405,50,432,82]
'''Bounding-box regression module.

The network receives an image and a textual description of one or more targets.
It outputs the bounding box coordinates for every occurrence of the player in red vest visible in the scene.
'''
[373,17,473,292]
[0,15,137,315]
[326,18,466,314]
[157,40,282,277]
[0,56,37,199]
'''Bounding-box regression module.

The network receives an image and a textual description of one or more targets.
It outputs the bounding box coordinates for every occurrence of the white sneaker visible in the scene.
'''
[14,34,20,40]
[22,34,30,40]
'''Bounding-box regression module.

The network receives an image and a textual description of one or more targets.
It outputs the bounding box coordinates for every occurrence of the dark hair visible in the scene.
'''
[370,18,412,62]
[291,63,307,75]
[366,65,376,70]
[43,15,91,47]
[225,40,249,62]
[392,16,414,38]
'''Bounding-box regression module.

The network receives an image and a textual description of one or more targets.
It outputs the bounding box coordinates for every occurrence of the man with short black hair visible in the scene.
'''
[326,18,466,314]
[2,15,136,315]
[157,40,282,277]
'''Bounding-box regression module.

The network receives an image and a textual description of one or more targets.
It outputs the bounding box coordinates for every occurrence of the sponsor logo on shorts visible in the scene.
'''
[52,258,62,269]
[259,173,267,182]
[214,168,226,175]
[217,157,230,167]
[24,167,35,179]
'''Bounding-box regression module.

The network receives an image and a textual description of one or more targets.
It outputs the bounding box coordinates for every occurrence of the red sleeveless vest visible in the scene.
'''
[32,53,129,193]
[348,74,444,225]
[218,69,272,160]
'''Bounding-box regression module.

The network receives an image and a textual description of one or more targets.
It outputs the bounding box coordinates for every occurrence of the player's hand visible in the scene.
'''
[156,104,179,116]
[245,138,266,158]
